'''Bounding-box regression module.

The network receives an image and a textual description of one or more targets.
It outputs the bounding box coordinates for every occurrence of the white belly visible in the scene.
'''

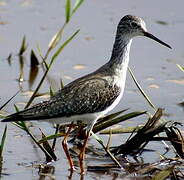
[102,89,124,115]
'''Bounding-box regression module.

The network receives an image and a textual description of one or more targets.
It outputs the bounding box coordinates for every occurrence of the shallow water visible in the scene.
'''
[0,0,184,179]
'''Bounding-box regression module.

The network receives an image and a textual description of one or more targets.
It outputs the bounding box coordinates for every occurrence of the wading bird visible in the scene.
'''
[1,15,171,174]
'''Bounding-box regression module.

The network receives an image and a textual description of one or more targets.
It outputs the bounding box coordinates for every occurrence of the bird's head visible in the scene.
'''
[117,15,171,49]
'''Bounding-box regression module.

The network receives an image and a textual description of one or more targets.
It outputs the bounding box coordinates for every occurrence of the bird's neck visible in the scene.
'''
[94,31,133,86]
[107,34,132,75]
[107,34,132,73]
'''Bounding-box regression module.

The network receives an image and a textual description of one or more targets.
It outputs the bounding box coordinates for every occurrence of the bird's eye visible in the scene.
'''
[131,22,138,28]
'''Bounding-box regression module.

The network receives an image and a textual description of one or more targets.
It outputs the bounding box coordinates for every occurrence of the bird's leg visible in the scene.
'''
[78,119,97,174]
[62,123,76,172]
[78,130,90,174]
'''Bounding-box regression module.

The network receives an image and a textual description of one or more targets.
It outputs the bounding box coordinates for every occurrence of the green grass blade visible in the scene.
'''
[13,121,56,161]
[177,64,184,72]
[25,30,79,108]
[49,87,54,97]
[0,91,19,110]
[12,105,29,131]
[0,114,5,119]
[0,125,7,158]
[25,68,48,108]
[39,129,57,161]
[91,131,104,145]
[128,67,156,110]
[96,109,128,126]
[48,33,60,50]
[36,43,44,60]
[39,133,63,144]
[14,104,19,112]
[65,0,71,23]
[49,29,80,68]
[45,0,84,61]
[71,0,84,16]
[9,107,55,160]
[93,111,146,133]
[27,128,56,161]
[91,131,122,168]
[12,122,27,131]
[47,25,65,53]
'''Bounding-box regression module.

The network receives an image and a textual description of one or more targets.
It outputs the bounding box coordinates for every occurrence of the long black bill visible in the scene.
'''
[144,32,171,49]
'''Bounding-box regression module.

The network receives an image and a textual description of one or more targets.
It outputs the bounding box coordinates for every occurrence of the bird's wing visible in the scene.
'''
[2,77,121,122]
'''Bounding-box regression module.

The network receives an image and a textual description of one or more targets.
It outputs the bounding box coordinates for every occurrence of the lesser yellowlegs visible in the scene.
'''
[1,15,171,174]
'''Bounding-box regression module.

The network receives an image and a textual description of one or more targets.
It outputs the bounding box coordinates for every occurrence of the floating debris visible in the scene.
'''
[167,79,184,85]
[73,64,86,70]
[156,20,169,26]
[149,84,159,89]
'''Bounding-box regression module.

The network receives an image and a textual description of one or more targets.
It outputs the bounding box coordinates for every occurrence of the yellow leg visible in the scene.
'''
[78,131,90,174]
[62,123,76,172]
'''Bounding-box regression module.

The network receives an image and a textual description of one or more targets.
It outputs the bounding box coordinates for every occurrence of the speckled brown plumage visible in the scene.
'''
[2,72,121,122]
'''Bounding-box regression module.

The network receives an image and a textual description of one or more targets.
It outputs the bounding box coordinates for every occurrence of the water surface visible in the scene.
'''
[0,0,183,179]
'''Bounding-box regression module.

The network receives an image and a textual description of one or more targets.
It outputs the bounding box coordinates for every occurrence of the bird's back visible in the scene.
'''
[2,70,121,123]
